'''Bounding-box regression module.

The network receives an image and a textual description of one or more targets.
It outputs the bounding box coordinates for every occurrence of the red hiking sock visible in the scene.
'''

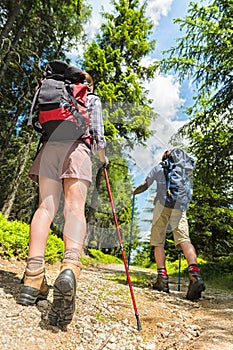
[188,264,200,273]
[157,268,168,277]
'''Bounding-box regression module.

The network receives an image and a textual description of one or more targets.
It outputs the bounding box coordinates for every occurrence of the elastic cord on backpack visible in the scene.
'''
[166,170,171,196]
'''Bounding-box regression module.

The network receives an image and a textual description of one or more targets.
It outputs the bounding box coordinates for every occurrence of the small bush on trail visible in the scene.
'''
[0,212,64,262]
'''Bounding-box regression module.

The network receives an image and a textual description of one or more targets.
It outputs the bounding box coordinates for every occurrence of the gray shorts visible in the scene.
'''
[150,201,190,248]
[29,140,92,184]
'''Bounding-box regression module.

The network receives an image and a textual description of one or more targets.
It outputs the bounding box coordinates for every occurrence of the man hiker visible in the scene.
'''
[133,148,205,300]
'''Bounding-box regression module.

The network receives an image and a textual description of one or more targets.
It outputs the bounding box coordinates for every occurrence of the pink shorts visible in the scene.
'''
[29,140,92,184]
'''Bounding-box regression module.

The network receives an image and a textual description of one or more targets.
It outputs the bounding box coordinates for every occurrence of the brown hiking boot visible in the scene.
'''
[153,274,169,293]
[186,271,205,301]
[48,259,83,328]
[17,267,49,306]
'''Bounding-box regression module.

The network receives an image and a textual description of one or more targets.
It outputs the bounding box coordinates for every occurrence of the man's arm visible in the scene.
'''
[133,181,149,195]
[133,164,161,195]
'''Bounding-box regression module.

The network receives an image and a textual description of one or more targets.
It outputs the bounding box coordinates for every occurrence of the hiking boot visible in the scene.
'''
[17,267,49,306]
[186,271,205,301]
[48,259,83,328]
[153,274,169,293]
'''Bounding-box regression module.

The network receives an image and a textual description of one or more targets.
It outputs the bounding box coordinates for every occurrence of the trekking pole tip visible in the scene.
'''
[135,313,142,331]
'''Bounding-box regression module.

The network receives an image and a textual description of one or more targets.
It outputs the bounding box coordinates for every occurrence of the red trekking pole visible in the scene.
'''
[103,166,142,331]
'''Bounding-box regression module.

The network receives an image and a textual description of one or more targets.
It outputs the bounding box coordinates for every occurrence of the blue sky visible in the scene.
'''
[85,0,200,236]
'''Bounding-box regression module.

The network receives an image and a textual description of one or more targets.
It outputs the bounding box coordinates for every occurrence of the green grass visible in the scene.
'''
[204,274,233,290]
[82,248,123,265]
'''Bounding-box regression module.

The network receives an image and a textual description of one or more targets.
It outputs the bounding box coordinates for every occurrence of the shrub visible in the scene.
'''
[0,212,64,262]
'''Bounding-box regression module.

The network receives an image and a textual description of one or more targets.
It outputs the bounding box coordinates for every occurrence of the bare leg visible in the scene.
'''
[179,241,197,266]
[154,246,166,269]
[28,176,62,257]
[63,178,89,251]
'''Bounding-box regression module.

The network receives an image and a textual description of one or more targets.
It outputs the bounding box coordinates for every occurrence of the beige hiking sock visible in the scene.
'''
[27,256,44,271]
[64,248,81,262]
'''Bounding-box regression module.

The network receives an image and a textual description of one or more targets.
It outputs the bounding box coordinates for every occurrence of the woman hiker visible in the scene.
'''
[17,72,108,328]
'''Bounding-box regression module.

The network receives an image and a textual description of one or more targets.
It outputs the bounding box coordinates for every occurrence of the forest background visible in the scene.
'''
[0,0,232,283]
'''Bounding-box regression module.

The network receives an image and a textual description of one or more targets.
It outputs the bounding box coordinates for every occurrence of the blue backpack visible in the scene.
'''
[161,148,195,210]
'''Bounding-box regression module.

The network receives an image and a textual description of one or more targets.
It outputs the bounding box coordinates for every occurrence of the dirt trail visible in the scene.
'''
[0,258,232,350]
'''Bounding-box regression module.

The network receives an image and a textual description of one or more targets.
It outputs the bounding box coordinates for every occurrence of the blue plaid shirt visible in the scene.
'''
[86,93,106,150]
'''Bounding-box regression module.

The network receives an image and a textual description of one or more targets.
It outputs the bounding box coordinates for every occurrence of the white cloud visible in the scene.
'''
[148,74,185,119]
[144,0,174,27]
[130,73,186,176]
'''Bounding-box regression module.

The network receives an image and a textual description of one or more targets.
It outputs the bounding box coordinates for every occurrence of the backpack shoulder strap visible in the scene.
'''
[64,83,87,130]
[28,87,40,125]
[65,83,87,109]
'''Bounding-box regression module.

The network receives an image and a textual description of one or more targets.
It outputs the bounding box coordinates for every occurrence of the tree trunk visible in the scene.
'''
[0,0,23,46]
[1,132,34,218]
[0,6,33,83]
